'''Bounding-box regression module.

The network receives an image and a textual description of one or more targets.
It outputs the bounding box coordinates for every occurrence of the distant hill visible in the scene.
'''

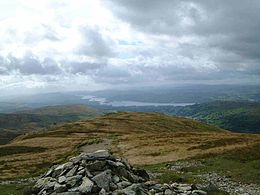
[174,101,260,134]
[91,100,260,134]
[17,104,100,116]
[0,104,104,144]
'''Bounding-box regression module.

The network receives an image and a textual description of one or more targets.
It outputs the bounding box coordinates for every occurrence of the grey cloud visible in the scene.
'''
[77,26,115,57]
[106,0,260,75]
[63,61,106,74]
[1,53,61,75]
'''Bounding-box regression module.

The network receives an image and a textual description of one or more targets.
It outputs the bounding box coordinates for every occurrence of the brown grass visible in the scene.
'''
[0,112,259,180]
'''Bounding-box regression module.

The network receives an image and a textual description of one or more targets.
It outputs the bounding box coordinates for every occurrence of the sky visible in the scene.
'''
[0,0,260,95]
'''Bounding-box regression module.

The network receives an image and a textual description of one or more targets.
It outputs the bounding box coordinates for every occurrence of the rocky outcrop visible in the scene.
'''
[32,150,207,195]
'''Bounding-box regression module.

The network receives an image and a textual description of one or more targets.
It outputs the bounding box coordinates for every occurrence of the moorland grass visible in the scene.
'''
[0,146,46,157]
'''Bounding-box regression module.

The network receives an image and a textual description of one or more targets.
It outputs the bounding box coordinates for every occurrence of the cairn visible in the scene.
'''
[32,150,207,195]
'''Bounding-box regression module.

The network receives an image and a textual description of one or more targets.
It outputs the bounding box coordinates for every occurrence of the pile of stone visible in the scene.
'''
[32,150,207,195]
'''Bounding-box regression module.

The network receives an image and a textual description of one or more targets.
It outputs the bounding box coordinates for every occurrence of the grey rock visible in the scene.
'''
[85,169,93,178]
[110,182,118,191]
[121,158,132,170]
[54,162,74,177]
[91,150,111,158]
[66,175,82,188]
[112,175,120,183]
[68,187,79,192]
[99,188,106,195]
[82,150,113,161]
[57,192,81,195]
[117,181,132,189]
[116,167,139,183]
[54,183,67,192]
[92,169,112,191]
[122,190,136,195]
[125,183,147,194]
[133,169,150,182]
[165,189,175,195]
[58,176,67,184]
[151,184,163,192]
[78,177,94,194]
[55,162,73,172]
[86,160,106,172]
[45,168,53,177]
[66,165,78,177]
[69,156,82,165]
[107,160,125,168]
[191,190,207,195]
[35,177,56,190]
[77,169,85,175]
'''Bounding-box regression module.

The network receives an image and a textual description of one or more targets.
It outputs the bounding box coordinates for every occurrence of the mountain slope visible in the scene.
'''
[0,104,104,145]
[174,101,260,134]
[2,112,259,181]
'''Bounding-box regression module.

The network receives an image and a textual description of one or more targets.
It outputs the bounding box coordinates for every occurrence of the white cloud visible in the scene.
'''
[0,0,259,94]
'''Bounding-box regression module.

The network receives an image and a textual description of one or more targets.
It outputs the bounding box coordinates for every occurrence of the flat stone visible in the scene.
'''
[177,186,192,191]
[57,192,81,195]
[35,177,56,190]
[117,181,132,189]
[92,169,112,191]
[86,160,106,172]
[55,162,73,172]
[66,175,82,188]
[66,165,78,177]
[110,182,118,191]
[114,167,139,183]
[78,177,94,194]
[58,176,67,184]
[54,183,67,193]
[124,183,145,194]
[45,168,53,177]
[112,175,120,183]
[107,160,125,168]
[122,190,136,195]
[82,150,113,161]
[85,169,93,178]
[165,189,175,195]
[54,162,74,177]
[192,190,207,195]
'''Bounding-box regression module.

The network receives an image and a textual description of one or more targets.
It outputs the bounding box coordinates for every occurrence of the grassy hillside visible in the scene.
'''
[1,112,259,183]
[175,101,260,134]
[0,104,104,145]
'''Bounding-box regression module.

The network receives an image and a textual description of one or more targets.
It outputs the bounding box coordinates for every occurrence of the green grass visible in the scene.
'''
[174,101,260,134]
[140,162,198,184]
[0,184,32,195]
[187,143,260,184]
[0,146,46,157]
[141,143,260,189]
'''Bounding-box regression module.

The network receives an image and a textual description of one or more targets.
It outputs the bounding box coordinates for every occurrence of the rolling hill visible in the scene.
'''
[109,101,260,134]
[0,112,259,183]
[0,104,104,145]
[174,101,260,134]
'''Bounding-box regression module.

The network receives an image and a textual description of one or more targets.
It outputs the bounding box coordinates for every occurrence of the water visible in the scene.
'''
[82,95,195,107]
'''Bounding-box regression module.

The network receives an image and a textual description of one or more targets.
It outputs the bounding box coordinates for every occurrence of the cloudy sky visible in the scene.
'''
[0,0,259,95]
